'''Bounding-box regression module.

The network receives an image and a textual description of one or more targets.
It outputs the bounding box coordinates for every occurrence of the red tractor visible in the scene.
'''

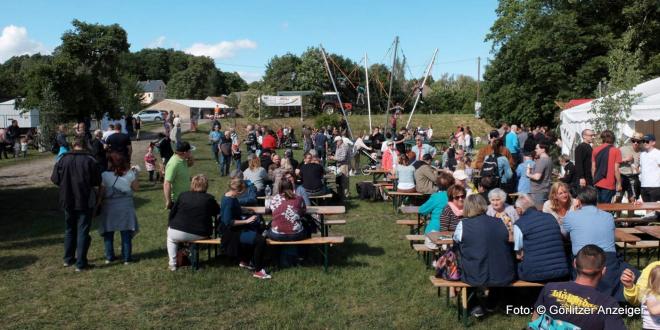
[321,92,352,115]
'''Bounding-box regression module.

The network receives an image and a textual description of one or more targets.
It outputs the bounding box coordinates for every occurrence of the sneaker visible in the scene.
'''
[74,264,95,272]
[470,306,485,318]
[63,262,73,267]
[168,266,177,272]
[239,261,255,271]
[253,269,272,280]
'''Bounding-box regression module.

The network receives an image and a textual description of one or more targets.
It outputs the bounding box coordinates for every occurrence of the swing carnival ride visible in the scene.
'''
[319,37,439,138]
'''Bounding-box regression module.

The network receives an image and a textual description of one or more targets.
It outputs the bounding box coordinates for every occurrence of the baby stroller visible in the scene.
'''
[358,148,380,176]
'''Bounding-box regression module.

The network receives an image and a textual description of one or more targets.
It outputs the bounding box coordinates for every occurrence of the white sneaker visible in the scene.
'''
[253,269,272,280]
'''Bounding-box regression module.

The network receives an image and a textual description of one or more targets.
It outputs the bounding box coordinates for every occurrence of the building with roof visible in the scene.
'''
[137,80,167,104]
[146,99,230,121]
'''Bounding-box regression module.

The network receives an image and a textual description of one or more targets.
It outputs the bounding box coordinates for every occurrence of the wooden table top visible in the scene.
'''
[243,205,346,215]
[400,206,419,214]
[598,202,660,212]
[615,228,642,243]
[426,231,454,245]
[635,226,660,240]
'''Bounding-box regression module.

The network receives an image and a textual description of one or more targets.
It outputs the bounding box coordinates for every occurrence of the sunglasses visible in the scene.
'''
[643,140,651,144]
[631,139,641,144]
[454,195,466,200]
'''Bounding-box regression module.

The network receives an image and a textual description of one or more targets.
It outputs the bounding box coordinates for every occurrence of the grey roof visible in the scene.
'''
[137,80,166,93]
[277,90,316,96]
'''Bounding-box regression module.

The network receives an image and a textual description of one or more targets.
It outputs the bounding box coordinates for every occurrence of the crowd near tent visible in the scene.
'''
[146,99,228,121]
[560,77,660,156]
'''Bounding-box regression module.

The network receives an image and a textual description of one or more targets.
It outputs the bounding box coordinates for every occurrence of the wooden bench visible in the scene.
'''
[429,276,543,327]
[396,219,426,234]
[267,236,345,272]
[616,240,660,268]
[405,234,425,241]
[190,238,221,270]
[413,243,437,267]
[387,191,425,212]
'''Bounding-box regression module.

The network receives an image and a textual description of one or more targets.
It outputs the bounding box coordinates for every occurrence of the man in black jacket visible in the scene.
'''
[51,136,101,271]
[574,129,594,189]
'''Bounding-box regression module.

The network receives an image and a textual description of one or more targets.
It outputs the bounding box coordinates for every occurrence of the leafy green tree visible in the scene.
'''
[262,53,302,93]
[167,57,217,99]
[119,74,144,116]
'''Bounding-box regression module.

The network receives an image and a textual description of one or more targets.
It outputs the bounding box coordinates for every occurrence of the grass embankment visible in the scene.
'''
[0,118,642,329]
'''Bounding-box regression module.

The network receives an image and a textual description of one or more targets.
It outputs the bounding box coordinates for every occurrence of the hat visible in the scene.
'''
[453,170,467,181]
[422,153,433,161]
[489,130,500,139]
[632,132,644,140]
[176,141,191,152]
[643,134,656,142]
[386,140,394,146]
[334,136,342,142]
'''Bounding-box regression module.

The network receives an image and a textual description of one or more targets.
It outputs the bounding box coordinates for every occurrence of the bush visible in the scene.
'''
[314,114,340,129]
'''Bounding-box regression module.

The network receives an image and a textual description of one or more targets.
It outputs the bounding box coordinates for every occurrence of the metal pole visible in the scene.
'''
[365,53,372,133]
[476,57,481,102]
[258,95,261,122]
[320,45,353,139]
[384,36,399,129]
[406,48,438,129]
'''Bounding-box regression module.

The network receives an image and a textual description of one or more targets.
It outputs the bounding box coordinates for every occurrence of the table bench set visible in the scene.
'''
[189,205,347,272]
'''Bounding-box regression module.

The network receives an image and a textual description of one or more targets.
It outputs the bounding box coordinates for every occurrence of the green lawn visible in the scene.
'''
[0,119,642,329]
[0,149,51,169]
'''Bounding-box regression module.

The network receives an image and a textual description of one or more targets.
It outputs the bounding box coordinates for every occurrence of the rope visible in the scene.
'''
[327,55,357,90]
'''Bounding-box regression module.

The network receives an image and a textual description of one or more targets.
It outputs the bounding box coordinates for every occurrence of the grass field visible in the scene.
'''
[0,116,642,329]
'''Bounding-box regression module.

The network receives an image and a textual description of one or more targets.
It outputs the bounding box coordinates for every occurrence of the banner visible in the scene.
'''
[260,95,302,107]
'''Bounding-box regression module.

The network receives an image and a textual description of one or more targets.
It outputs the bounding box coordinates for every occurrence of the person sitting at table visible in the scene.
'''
[414,154,438,194]
[266,180,310,242]
[410,135,437,161]
[562,186,638,301]
[382,141,399,174]
[439,184,466,231]
[542,182,578,225]
[295,152,327,206]
[229,170,257,206]
[513,193,569,282]
[420,172,455,248]
[486,188,519,241]
[219,178,271,280]
[166,174,220,271]
[532,245,626,329]
[243,156,268,196]
[477,175,496,202]
[395,154,416,193]
[270,157,293,195]
[453,194,515,317]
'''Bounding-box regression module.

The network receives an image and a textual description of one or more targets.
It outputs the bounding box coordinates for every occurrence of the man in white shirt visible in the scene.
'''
[639,134,660,203]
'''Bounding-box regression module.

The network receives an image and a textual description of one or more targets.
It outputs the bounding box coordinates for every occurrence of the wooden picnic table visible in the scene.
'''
[615,228,642,261]
[634,226,660,260]
[426,231,454,246]
[400,206,419,214]
[598,202,660,212]
[243,205,346,237]
[365,168,390,183]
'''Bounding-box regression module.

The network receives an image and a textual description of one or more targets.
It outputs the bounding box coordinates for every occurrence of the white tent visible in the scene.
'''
[560,77,660,156]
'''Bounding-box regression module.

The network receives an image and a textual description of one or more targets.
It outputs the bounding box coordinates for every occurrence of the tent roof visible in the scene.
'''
[168,99,228,108]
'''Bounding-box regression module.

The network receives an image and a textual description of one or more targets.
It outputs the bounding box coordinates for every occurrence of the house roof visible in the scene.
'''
[137,80,166,92]
[205,96,225,103]
[168,99,228,108]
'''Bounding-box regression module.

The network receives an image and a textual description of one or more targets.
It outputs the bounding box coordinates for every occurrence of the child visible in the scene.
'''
[20,137,28,158]
[144,143,157,182]
[642,266,660,329]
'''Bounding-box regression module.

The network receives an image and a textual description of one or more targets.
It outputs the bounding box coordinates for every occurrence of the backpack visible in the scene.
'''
[527,313,579,330]
[481,152,501,186]
[434,250,461,281]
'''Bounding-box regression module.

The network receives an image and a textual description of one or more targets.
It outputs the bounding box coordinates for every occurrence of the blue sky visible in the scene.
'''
[0,0,498,82]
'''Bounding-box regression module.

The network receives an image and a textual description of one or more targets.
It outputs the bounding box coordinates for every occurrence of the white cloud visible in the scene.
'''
[0,25,47,63]
[237,71,263,83]
[147,36,166,48]
[184,39,257,59]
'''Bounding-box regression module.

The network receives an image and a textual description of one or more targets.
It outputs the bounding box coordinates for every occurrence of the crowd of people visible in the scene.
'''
[48,114,660,327]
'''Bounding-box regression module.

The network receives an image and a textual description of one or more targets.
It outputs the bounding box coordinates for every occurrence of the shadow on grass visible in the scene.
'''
[2,237,61,250]
[0,186,62,242]
[0,255,38,271]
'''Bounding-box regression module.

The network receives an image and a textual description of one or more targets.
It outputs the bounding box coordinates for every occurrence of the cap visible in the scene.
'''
[643,134,656,142]
[176,141,191,152]
[489,130,500,139]
[334,136,342,142]
[422,153,433,161]
[453,170,467,181]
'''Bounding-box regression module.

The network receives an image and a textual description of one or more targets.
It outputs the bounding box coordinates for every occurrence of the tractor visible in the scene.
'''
[321,92,352,115]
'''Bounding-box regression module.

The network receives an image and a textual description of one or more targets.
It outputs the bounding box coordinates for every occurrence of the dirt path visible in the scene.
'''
[0,122,197,189]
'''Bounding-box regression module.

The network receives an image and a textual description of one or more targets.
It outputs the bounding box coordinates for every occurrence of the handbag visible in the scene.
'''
[175,245,191,267]
[434,250,461,281]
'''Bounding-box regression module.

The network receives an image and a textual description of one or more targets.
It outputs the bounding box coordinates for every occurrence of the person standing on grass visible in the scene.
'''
[591,130,622,203]
[219,131,233,176]
[106,123,132,160]
[51,136,102,271]
[96,152,139,265]
[55,124,70,160]
[209,125,222,164]
[574,129,595,189]
[526,143,552,205]
[90,130,108,173]
[639,134,660,204]
[163,141,193,210]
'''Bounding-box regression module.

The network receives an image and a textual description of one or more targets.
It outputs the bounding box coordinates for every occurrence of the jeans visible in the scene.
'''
[219,154,231,176]
[166,227,206,267]
[296,185,327,207]
[63,209,93,268]
[530,191,548,206]
[233,159,241,172]
[597,187,616,203]
[211,143,219,163]
[103,230,134,262]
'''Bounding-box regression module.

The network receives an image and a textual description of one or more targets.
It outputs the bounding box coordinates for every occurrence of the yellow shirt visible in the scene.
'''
[624,261,660,305]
